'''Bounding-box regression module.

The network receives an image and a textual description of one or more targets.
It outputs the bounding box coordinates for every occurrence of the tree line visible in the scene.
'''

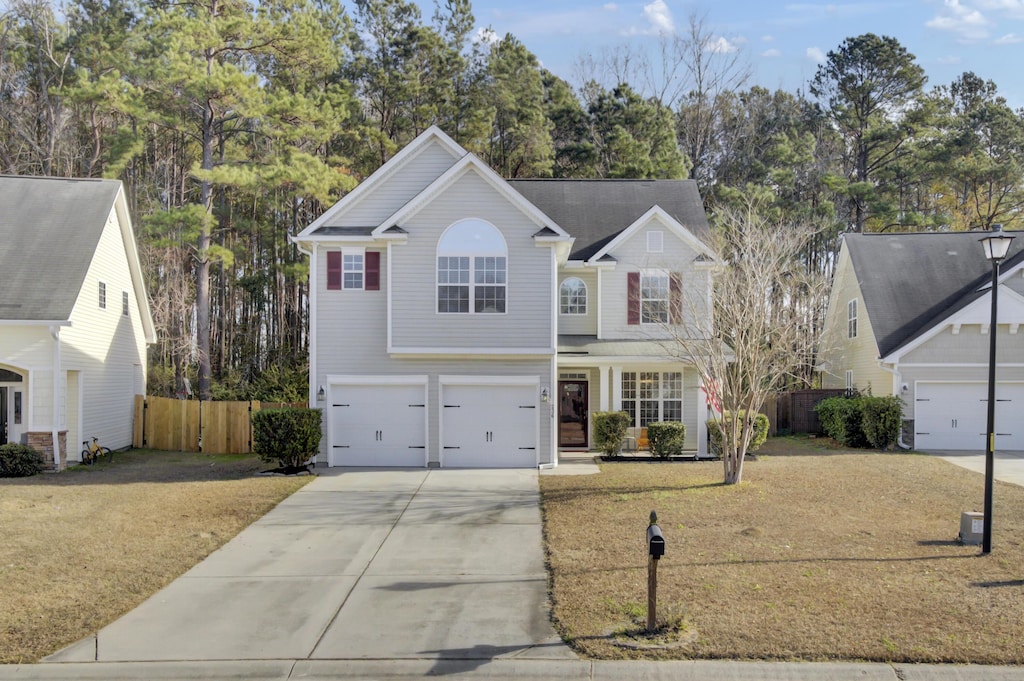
[2,0,1022,398]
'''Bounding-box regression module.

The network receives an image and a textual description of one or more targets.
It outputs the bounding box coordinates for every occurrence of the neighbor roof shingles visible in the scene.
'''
[845,231,1024,357]
[0,176,121,322]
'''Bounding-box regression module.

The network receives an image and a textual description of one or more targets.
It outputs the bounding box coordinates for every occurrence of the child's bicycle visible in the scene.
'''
[81,437,113,465]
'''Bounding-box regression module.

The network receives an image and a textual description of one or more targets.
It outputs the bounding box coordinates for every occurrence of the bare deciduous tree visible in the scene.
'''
[664,199,829,484]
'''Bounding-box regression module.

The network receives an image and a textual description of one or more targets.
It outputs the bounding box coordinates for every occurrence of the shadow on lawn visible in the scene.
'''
[542,481,726,504]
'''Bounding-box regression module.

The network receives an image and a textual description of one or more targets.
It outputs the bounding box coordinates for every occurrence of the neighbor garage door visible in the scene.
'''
[441,383,538,468]
[915,382,1024,451]
[329,383,427,466]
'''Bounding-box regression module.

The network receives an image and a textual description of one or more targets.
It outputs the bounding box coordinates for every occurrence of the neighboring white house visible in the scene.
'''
[292,126,718,468]
[819,231,1024,451]
[0,176,156,469]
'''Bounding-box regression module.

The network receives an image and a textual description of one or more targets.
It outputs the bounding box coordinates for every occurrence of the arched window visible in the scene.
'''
[560,277,587,315]
[436,219,507,314]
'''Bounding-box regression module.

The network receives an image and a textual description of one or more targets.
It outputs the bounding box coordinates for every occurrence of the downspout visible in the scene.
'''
[879,360,911,450]
[50,325,61,468]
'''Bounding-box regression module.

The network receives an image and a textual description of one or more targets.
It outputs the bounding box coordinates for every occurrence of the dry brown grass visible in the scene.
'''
[540,439,1024,663]
[0,450,311,663]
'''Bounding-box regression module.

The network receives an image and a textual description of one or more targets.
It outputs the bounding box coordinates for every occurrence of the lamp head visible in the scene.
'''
[980,224,1015,262]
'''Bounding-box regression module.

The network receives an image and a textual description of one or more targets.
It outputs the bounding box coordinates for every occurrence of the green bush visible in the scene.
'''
[592,411,632,456]
[0,443,46,477]
[252,407,322,470]
[861,395,904,450]
[707,411,769,456]
[816,396,869,448]
[647,422,687,458]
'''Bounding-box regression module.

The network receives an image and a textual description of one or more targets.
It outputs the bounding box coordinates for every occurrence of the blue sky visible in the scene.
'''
[454,0,1024,110]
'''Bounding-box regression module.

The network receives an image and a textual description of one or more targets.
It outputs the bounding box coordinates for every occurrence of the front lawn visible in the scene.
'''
[0,450,311,663]
[540,445,1024,663]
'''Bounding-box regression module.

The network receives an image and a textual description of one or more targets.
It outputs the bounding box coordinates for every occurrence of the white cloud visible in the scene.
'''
[936,55,963,64]
[926,0,992,41]
[761,48,783,58]
[977,0,1024,19]
[643,0,675,35]
[707,36,739,53]
[762,34,775,42]
[473,27,500,46]
[995,32,1024,43]
[603,2,618,10]
[806,46,826,62]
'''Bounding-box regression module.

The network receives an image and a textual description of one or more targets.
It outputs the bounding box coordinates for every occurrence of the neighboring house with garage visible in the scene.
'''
[818,231,1024,451]
[0,176,156,469]
[292,126,718,468]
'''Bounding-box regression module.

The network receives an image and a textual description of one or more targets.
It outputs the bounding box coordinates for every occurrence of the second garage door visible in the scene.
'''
[329,383,427,466]
[441,383,539,468]
[915,382,1024,451]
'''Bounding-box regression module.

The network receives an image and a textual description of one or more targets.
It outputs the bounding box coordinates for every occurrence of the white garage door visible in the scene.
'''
[329,383,427,466]
[915,382,1024,451]
[441,384,538,468]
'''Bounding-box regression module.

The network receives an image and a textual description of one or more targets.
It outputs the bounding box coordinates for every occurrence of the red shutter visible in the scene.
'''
[365,251,381,291]
[670,272,682,324]
[627,272,640,325]
[327,251,341,290]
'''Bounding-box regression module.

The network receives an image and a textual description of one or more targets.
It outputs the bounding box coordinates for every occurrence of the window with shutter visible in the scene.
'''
[327,251,342,290]
[366,251,381,290]
[627,272,640,325]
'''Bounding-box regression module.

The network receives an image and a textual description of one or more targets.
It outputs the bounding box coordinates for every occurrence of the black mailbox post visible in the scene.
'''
[646,511,665,632]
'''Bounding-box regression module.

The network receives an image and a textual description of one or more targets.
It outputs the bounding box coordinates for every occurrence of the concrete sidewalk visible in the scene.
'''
[44,468,572,663]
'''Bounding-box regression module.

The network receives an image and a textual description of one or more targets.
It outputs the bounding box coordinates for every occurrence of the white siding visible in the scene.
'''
[599,218,711,340]
[62,205,148,451]
[389,171,555,350]
[331,142,460,228]
[901,326,1024,365]
[557,270,598,335]
[0,326,56,431]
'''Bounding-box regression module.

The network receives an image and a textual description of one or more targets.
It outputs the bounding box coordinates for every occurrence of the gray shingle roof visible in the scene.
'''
[845,231,1024,357]
[507,179,710,260]
[0,175,121,322]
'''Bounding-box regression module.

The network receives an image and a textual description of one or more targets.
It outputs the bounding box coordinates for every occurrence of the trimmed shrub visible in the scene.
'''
[252,407,322,470]
[861,395,904,450]
[0,443,46,477]
[816,396,869,448]
[707,411,769,456]
[592,411,632,456]
[647,422,687,459]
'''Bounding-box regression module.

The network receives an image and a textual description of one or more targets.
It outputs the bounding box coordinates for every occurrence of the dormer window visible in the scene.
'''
[437,219,507,314]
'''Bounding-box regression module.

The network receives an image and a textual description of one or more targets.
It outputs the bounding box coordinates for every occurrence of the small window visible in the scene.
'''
[560,278,587,315]
[122,291,129,316]
[848,299,858,339]
[343,253,364,290]
[647,231,664,253]
[98,282,106,309]
[641,271,669,324]
[846,370,854,391]
[14,391,22,424]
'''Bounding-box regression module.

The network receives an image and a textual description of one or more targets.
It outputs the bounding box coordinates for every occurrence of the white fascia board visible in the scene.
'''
[291,234,394,246]
[439,374,540,385]
[325,374,429,385]
[588,206,718,264]
[0,320,71,326]
[881,285,1024,364]
[113,185,158,344]
[296,127,465,239]
[389,346,556,356]
[373,155,572,240]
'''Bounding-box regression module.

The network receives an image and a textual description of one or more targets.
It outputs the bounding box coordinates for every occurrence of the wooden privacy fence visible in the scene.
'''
[133,395,305,454]
[767,389,846,436]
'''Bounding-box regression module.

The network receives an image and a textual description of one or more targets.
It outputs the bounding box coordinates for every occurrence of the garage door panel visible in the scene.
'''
[916,382,1024,451]
[441,384,538,468]
[330,384,426,467]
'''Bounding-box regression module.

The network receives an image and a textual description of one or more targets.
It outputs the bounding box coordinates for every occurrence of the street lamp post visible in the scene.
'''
[979,224,1015,555]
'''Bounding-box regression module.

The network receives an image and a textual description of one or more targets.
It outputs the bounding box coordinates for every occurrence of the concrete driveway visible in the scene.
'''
[928,450,1024,487]
[47,468,575,663]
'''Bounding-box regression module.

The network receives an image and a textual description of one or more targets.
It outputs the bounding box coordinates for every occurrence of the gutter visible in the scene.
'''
[878,360,912,450]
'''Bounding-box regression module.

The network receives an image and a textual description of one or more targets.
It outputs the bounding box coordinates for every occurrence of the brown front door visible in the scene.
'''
[558,381,588,448]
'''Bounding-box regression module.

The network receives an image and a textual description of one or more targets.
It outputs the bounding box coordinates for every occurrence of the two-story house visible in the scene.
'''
[818,231,1024,451]
[292,127,717,468]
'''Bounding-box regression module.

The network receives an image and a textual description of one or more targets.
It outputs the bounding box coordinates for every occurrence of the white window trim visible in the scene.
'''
[435,219,509,315]
[640,270,670,325]
[343,247,366,291]
[559,277,588,315]
[848,299,858,339]
[846,370,854,391]
[621,370,684,427]
[98,281,107,309]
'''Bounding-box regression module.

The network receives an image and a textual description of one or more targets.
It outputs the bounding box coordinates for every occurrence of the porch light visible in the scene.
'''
[317,385,325,402]
[980,224,1014,262]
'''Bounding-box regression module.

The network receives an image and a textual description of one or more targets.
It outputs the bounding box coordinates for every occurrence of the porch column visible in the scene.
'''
[50,326,61,469]
[697,371,708,458]
[599,366,610,412]
[611,366,623,411]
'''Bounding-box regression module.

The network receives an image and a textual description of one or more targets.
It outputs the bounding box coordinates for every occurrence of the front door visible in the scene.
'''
[558,381,588,448]
[0,387,7,445]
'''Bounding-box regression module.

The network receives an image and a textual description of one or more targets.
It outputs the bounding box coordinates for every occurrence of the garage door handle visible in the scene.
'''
[519,405,535,409]
[409,446,426,449]
[519,447,535,450]
[333,404,350,407]
[444,404,461,408]
[409,404,425,407]
[332,445,350,449]
[444,446,461,450]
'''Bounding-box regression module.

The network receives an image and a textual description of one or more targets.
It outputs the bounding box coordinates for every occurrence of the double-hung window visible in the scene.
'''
[621,371,684,426]
[437,219,507,314]
[343,253,364,289]
[847,299,858,338]
[641,271,669,324]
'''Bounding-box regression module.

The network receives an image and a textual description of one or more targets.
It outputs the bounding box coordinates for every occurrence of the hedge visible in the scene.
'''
[707,411,769,457]
[592,411,632,456]
[0,443,45,477]
[647,421,687,458]
[252,407,322,469]
[816,395,903,450]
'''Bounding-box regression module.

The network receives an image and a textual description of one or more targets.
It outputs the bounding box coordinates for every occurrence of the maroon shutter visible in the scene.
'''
[327,251,342,290]
[365,251,381,291]
[670,272,682,323]
[627,272,640,325]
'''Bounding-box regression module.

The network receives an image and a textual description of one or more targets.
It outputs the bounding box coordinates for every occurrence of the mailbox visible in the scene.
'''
[647,524,665,558]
